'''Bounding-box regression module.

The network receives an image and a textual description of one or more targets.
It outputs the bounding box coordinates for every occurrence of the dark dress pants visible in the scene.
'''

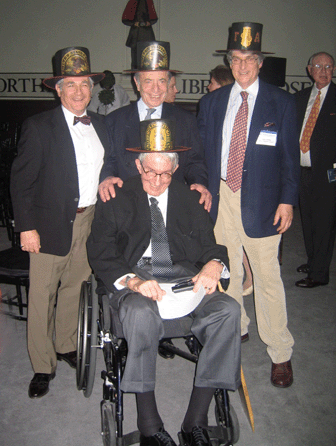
[299,167,336,283]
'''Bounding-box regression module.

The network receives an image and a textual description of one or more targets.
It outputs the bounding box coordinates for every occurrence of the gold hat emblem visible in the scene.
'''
[241,27,253,49]
[61,49,89,76]
[141,44,168,70]
[145,122,173,151]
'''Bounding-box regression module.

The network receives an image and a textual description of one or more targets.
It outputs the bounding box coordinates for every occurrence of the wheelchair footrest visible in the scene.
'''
[178,426,232,446]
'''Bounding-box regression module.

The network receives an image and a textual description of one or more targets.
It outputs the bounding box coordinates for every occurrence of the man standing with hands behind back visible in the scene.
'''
[198,23,300,388]
[11,47,108,399]
[295,52,336,288]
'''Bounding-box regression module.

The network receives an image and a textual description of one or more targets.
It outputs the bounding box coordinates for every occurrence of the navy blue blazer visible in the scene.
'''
[10,106,109,256]
[197,79,300,238]
[101,102,208,187]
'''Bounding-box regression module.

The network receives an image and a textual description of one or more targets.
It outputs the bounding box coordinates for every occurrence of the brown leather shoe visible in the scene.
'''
[56,351,77,369]
[241,333,249,343]
[271,360,293,388]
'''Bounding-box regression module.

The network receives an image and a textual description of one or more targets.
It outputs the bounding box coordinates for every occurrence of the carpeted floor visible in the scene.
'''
[0,208,335,446]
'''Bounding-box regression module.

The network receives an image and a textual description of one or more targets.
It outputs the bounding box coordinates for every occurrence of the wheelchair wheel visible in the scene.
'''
[76,275,99,397]
[215,392,240,444]
[101,401,117,446]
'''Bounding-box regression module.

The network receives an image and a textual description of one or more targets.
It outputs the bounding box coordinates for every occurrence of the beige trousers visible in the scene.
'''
[214,181,294,364]
[27,206,95,374]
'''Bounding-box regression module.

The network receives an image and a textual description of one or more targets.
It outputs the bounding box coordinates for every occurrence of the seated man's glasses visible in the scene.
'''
[140,160,173,181]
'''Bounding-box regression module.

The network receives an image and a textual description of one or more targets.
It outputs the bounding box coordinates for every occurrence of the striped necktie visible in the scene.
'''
[150,197,173,279]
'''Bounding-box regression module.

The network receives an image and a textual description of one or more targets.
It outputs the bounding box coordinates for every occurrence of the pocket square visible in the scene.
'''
[264,122,275,127]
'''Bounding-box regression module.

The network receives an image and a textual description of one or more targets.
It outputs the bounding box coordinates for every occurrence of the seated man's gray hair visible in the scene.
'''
[138,152,179,170]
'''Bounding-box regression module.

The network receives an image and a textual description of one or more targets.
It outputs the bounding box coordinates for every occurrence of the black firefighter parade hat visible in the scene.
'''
[216,22,274,54]
[43,46,105,89]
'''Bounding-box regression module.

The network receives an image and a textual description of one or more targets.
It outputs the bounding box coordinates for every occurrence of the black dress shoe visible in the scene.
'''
[56,351,77,369]
[158,339,175,359]
[28,372,55,398]
[296,264,310,274]
[295,278,328,288]
[140,427,177,446]
[181,426,211,446]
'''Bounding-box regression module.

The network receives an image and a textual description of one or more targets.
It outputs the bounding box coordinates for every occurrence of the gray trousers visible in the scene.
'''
[114,265,241,393]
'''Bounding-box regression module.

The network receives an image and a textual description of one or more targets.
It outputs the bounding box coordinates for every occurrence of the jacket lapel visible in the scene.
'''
[317,81,336,122]
[88,112,109,150]
[51,106,78,170]
[246,80,270,151]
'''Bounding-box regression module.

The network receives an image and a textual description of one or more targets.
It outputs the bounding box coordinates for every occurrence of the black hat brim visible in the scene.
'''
[43,72,105,90]
[123,69,183,74]
[215,50,274,55]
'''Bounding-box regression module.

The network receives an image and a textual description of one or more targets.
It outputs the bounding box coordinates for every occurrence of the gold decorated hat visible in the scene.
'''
[216,22,274,54]
[126,119,190,153]
[43,46,105,89]
[124,41,182,73]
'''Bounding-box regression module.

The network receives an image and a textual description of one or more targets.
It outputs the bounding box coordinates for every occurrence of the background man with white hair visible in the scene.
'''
[295,52,336,288]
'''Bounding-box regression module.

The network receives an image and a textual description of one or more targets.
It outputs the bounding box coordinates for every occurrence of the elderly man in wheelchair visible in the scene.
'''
[86,119,241,446]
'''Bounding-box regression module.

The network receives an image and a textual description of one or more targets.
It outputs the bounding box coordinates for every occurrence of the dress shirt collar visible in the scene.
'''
[312,82,330,102]
[232,77,259,99]
[147,188,169,225]
[137,98,163,121]
[62,105,89,127]
[147,187,169,209]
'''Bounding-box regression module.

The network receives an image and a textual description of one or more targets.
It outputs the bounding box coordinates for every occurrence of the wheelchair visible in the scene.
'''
[76,274,240,446]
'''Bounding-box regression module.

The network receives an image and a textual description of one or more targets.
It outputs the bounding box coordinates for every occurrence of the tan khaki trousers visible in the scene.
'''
[214,181,294,363]
[27,206,95,374]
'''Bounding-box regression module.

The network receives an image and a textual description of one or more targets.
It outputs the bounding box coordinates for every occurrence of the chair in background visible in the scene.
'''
[0,122,29,319]
[0,220,29,320]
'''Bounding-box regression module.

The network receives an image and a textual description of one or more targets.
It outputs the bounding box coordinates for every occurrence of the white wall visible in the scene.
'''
[1,0,335,98]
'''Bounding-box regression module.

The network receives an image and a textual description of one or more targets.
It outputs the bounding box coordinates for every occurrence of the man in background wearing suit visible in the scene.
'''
[10,47,108,399]
[98,41,211,212]
[295,52,336,288]
[87,119,240,446]
[197,23,300,388]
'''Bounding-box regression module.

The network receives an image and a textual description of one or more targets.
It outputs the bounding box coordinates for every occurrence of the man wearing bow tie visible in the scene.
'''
[197,23,300,387]
[10,47,109,398]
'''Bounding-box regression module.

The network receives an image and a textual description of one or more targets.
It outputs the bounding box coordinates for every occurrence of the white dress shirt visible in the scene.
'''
[62,106,104,207]
[221,79,259,179]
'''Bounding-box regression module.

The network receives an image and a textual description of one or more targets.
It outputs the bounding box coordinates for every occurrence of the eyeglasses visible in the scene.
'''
[140,160,173,181]
[231,56,259,65]
[311,64,334,71]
